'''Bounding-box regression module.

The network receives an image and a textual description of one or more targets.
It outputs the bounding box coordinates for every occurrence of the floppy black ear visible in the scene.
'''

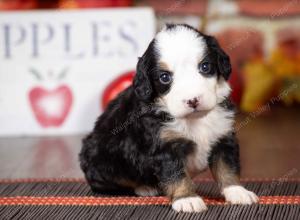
[133,57,153,101]
[206,36,232,80]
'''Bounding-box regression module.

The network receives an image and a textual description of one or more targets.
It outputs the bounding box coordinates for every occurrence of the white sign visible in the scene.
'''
[0,8,155,136]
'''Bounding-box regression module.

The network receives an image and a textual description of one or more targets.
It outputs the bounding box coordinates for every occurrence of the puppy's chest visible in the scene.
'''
[162,108,234,175]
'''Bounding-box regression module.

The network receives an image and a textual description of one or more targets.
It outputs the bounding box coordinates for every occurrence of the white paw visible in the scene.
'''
[134,186,159,197]
[172,196,207,212]
[223,185,259,205]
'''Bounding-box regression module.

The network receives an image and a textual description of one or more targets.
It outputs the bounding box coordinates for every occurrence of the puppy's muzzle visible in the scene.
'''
[185,96,202,109]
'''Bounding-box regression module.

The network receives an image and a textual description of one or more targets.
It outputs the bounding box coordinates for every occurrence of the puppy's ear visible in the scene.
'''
[133,57,153,101]
[165,23,176,30]
[207,36,232,80]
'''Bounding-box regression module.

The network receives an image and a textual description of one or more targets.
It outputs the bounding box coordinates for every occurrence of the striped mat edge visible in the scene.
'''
[0,178,299,206]
[0,196,299,206]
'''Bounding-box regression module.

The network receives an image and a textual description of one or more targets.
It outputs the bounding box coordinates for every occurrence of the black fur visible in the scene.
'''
[204,35,232,80]
[208,132,241,176]
[79,86,195,193]
[133,40,158,101]
[79,24,240,197]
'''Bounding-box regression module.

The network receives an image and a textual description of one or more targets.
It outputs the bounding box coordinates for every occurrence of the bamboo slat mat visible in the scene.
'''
[0,178,299,220]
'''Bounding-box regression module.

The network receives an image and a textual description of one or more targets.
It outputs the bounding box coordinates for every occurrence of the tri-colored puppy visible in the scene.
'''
[79,24,258,212]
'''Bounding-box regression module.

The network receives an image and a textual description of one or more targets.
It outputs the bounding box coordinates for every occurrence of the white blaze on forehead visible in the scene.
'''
[154,25,231,119]
[155,26,206,69]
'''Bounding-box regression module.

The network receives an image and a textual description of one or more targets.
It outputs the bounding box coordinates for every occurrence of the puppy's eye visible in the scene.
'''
[199,62,213,75]
[159,72,172,84]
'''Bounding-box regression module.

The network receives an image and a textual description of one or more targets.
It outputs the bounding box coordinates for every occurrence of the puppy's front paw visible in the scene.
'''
[223,185,259,205]
[172,196,207,212]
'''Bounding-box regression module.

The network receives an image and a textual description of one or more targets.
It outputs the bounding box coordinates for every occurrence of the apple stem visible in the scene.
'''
[29,68,43,81]
[57,67,69,80]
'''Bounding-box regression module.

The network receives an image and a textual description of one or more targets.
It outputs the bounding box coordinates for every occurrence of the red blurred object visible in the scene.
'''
[37,0,58,9]
[77,0,132,7]
[238,0,300,17]
[58,0,77,8]
[102,71,135,110]
[0,0,36,10]
[215,28,263,105]
[59,0,132,8]
[229,68,243,105]
[139,0,208,16]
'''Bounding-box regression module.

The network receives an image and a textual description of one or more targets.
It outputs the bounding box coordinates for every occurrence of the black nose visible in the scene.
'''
[187,98,199,109]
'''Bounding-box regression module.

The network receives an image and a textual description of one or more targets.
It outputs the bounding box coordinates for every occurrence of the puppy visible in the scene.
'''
[79,24,258,212]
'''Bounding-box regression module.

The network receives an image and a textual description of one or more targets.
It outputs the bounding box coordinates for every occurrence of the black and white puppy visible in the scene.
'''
[79,24,258,212]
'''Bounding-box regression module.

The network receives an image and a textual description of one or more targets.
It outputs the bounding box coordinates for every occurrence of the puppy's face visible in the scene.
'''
[134,24,232,118]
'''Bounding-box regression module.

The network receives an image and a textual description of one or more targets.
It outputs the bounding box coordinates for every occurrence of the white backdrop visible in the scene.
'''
[0,8,155,136]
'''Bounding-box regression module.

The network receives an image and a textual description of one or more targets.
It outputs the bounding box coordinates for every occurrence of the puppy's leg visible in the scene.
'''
[157,138,207,212]
[165,176,207,212]
[209,133,258,204]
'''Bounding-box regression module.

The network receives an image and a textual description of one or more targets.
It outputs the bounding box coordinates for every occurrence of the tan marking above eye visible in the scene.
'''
[158,61,171,72]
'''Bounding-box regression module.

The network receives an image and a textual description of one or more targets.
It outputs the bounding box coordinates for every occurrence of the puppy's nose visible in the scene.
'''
[187,97,200,109]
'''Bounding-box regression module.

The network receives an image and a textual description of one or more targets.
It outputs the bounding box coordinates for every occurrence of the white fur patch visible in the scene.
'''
[172,196,207,212]
[162,105,234,176]
[216,79,232,103]
[156,26,206,70]
[222,185,259,204]
[134,186,159,197]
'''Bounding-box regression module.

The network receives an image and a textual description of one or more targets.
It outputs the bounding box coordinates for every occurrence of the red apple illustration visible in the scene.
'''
[28,67,73,128]
[29,85,73,127]
[102,71,135,110]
